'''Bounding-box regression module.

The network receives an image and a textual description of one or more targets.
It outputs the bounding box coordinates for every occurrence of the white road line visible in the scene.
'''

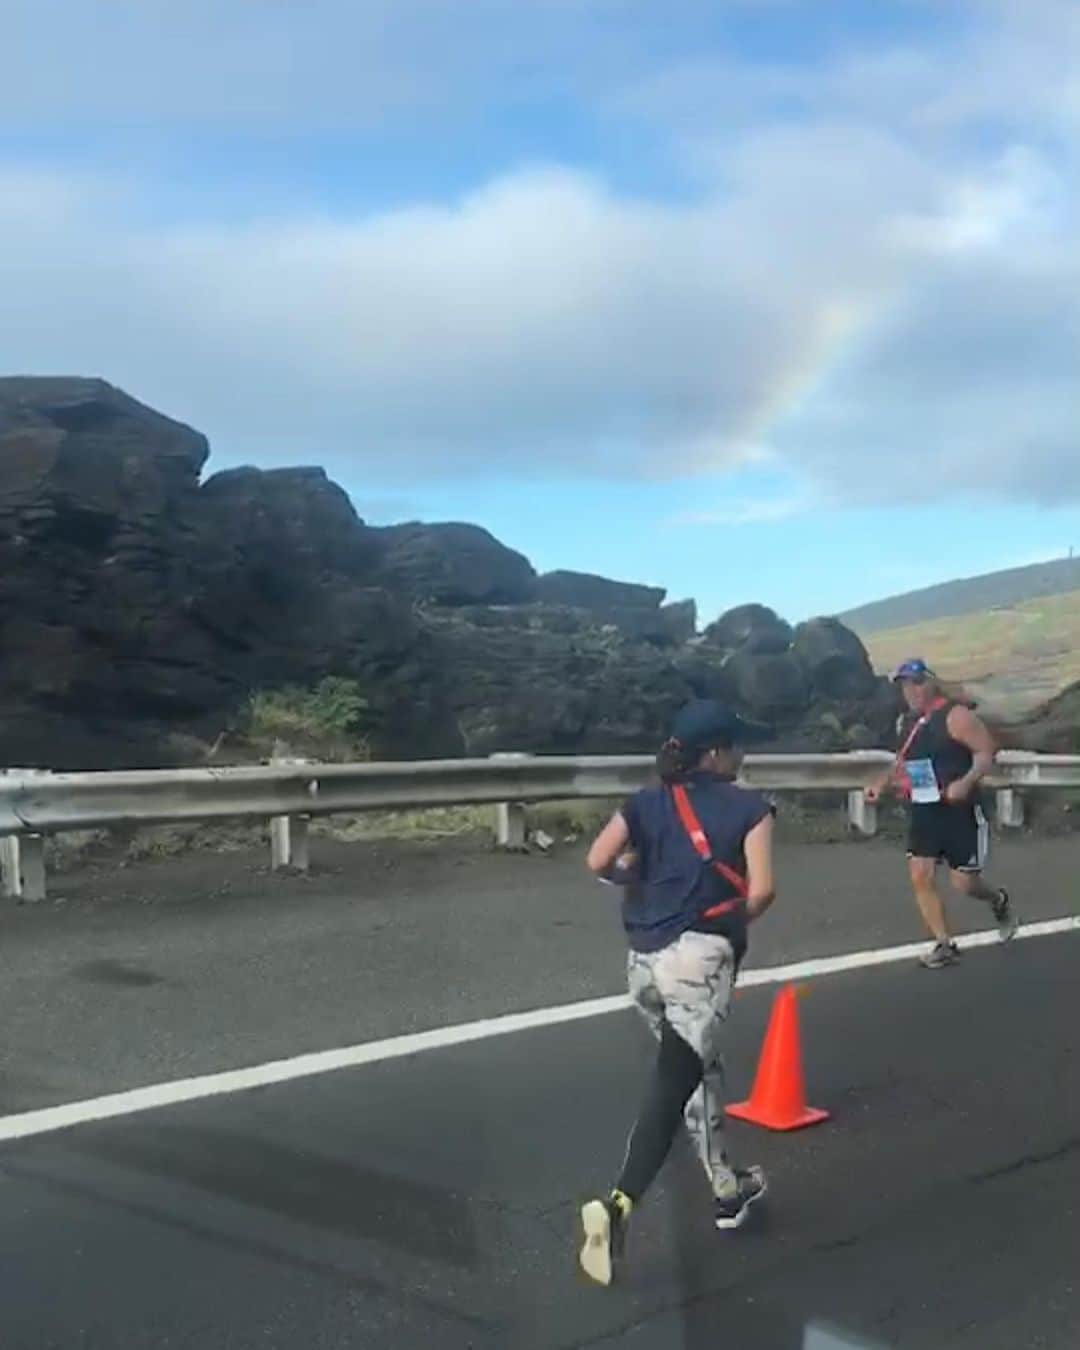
[740,915,1079,985]
[0,916,1076,1145]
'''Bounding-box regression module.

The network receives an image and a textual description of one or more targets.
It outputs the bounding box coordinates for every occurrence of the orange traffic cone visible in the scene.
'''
[726,985,830,1131]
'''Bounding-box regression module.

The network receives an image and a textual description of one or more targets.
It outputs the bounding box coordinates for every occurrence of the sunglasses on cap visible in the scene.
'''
[891,658,936,684]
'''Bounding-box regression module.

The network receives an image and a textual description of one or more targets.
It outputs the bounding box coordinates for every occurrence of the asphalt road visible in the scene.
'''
[0,831,1076,1111]
[0,932,1076,1349]
[0,834,1076,1347]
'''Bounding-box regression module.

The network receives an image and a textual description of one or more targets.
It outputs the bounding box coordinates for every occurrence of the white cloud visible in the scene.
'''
[0,1,1076,506]
[2,158,913,481]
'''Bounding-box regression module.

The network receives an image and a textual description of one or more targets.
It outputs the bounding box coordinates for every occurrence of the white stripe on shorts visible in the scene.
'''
[957,803,990,873]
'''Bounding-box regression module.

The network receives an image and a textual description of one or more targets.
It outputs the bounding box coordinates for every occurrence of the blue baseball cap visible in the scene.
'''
[891,657,936,683]
[670,699,771,749]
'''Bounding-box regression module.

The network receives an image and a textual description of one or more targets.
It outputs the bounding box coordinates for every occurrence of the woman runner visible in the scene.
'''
[578,698,777,1286]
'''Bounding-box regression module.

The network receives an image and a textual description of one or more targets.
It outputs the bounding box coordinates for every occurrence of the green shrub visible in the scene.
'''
[248,677,372,758]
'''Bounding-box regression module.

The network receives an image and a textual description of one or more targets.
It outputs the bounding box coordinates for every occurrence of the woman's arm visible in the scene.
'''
[586,811,631,876]
[743,813,776,922]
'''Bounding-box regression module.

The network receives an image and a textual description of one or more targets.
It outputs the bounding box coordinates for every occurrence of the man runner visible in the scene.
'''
[866,658,1019,968]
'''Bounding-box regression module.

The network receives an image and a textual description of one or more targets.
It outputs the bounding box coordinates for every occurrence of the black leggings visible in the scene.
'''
[616,1022,704,1202]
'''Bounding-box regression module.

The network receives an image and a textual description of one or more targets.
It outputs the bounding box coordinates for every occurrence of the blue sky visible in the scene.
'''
[2,0,1078,624]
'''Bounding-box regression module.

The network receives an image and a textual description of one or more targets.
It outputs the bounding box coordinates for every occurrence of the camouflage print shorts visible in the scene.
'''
[627,930,737,1194]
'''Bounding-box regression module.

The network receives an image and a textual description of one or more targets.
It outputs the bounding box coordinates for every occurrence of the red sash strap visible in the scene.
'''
[670,783,748,919]
[892,697,948,798]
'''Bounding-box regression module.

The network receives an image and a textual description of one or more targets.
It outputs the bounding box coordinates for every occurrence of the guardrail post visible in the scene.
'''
[0,770,51,901]
[0,831,16,896]
[490,753,530,850]
[270,750,312,872]
[271,814,310,871]
[0,837,21,898]
[996,788,1024,830]
[0,834,47,901]
[847,789,878,837]
[19,835,46,901]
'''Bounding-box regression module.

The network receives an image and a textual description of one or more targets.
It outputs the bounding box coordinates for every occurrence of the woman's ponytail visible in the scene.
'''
[656,736,697,784]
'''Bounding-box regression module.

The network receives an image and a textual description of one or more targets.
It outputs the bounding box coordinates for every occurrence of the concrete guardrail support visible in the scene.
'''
[495,802,528,851]
[270,749,312,872]
[490,753,530,850]
[0,834,46,902]
[0,770,51,901]
[847,790,878,837]
[270,814,311,872]
[996,788,1025,829]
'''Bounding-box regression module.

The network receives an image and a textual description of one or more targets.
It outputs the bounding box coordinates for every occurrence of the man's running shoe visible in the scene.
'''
[992,887,1019,942]
[579,1190,631,1286]
[714,1166,768,1231]
[919,940,960,969]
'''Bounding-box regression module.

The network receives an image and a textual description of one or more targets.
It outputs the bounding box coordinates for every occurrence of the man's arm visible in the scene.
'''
[865,758,899,803]
[944,705,996,802]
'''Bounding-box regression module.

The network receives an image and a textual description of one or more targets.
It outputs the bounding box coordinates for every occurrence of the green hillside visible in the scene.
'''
[842,556,1080,633]
[859,588,1080,719]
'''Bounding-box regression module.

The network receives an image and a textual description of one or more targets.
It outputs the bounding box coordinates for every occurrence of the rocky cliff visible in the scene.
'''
[0,377,901,768]
[1002,681,1080,754]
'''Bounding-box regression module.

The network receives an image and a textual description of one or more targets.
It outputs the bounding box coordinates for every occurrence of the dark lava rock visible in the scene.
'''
[0,376,923,768]
[703,603,794,654]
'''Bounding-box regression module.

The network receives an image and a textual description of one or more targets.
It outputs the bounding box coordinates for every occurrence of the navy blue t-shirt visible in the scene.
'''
[619,774,773,956]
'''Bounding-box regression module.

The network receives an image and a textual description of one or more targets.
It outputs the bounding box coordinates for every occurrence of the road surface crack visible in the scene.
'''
[966,1135,1080,1185]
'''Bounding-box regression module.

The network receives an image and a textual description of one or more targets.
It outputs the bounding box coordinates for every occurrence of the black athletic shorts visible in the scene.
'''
[907,801,989,873]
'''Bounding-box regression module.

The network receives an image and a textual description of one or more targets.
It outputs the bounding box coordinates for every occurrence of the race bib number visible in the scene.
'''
[906,758,941,804]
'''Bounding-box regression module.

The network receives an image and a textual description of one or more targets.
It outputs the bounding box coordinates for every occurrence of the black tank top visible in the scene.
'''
[902,700,973,792]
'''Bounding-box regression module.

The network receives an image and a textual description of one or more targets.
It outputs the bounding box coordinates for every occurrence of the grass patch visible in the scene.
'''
[311,798,619,844]
[311,806,493,842]
[46,822,268,870]
[43,788,1068,877]
[43,800,623,872]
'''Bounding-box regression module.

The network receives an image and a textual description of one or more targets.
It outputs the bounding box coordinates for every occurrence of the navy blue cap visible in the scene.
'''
[891,657,937,683]
[669,699,771,750]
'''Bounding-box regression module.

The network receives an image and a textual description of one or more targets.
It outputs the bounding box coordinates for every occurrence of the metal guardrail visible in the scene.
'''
[0,755,655,834]
[0,750,1075,901]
